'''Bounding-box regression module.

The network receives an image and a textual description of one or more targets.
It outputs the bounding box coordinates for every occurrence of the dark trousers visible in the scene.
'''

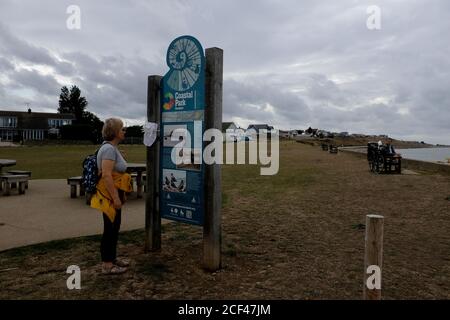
[100,191,124,262]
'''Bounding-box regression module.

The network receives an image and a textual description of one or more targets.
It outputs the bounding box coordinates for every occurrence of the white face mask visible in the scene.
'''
[143,122,158,147]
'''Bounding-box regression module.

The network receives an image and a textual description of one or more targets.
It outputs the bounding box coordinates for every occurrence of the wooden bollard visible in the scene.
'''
[363,214,384,300]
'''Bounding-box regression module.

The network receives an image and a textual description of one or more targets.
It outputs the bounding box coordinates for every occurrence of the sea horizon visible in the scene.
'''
[397,147,450,163]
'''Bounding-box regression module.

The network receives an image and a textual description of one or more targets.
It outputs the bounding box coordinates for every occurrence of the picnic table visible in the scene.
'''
[126,163,146,198]
[0,159,16,175]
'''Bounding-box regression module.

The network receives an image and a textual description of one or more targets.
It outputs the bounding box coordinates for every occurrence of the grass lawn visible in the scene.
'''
[0,145,147,179]
[0,141,449,299]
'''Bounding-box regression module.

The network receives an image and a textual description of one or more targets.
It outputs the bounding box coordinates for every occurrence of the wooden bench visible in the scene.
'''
[67,176,85,198]
[130,173,147,194]
[142,173,147,193]
[7,170,32,189]
[1,175,29,196]
[329,145,339,154]
[382,155,402,174]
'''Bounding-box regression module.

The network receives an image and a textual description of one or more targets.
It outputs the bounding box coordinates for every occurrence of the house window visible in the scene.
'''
[0,117,17,128]
[49,118,72,128]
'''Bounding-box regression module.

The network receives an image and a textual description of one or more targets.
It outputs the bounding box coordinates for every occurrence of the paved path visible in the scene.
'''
[0,179,158,251]
[0,142,18,147]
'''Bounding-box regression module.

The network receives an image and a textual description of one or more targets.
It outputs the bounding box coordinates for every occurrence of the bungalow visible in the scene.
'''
[222,122,238,132]
[246,124,274,137]
[222,121,243,142]
[305,127,318,136]
[278,130,290,139]
[336,132,349,137]
[0,109,75,142]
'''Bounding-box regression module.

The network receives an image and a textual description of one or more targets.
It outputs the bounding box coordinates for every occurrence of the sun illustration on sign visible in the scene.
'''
[163,92,175,110]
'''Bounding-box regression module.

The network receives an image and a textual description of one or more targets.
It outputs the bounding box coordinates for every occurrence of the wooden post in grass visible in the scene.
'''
[145,75,162,252]
[203,47,223,271]
[363,214,384,300]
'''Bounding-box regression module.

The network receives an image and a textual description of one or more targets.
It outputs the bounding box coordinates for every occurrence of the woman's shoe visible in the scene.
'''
[102,264,127,275]
[114,258,130,267]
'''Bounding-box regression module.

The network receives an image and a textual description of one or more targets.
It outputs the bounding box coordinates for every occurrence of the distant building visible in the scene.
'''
[336,132,349,137]
[222,122,238,132]
[222,122,243,142]
[278,130,289,138]
[305,127,318,136]
[316,130,333,138]
[288,130,299,138]
[246,124,274,137]
[0,109,75,142]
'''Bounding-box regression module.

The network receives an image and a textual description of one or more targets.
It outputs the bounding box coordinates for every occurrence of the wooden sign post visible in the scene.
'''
[145,75,162,252]
[363,214,384,300]
[145,40,223,273]
[203,47,223,271]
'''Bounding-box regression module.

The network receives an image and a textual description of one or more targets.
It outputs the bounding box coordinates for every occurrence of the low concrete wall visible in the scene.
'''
[339,147,450,175]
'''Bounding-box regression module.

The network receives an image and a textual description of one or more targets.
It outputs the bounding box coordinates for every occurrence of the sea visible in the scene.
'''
[396,147,450,163]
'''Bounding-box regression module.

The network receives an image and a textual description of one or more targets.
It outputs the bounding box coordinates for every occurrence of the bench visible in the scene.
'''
[329,145,338,154]
[67,176,93,205]
[7,170,32,189]
[142,173,147,193]
[67,176,85,198]
[1,175,29,196]
[382,154,402,174]
[130,173,147,194]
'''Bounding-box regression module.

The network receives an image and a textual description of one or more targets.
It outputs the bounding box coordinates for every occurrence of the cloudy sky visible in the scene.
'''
[0,0,449,144]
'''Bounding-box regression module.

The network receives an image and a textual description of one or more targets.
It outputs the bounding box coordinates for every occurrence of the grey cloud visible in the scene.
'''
[61,52,162,119]
[0,56,14,72]
[0,0,449,144]
[0,23,57,66]
[9,68,61,97]
[224,78,311,128]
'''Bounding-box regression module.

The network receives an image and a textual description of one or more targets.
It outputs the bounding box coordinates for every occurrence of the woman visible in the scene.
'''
[90,118,132,275]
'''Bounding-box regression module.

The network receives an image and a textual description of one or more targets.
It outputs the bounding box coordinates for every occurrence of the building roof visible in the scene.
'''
[247,124,274,133]
[0,110,75,129]
[222,122,237,131]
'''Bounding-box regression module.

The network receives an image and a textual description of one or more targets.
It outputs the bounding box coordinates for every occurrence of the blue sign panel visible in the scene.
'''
[160,36,205,226]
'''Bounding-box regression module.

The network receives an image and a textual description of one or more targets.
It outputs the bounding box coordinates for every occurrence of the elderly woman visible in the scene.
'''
[90,118,132,275]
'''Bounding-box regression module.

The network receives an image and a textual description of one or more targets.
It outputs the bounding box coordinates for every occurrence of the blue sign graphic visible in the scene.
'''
[160,36,205,226]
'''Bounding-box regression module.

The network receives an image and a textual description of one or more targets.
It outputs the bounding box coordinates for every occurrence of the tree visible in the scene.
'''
[58,85,104,143]
[58,85,88,122]
[125,125,143,137]
[82,110,104,143]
